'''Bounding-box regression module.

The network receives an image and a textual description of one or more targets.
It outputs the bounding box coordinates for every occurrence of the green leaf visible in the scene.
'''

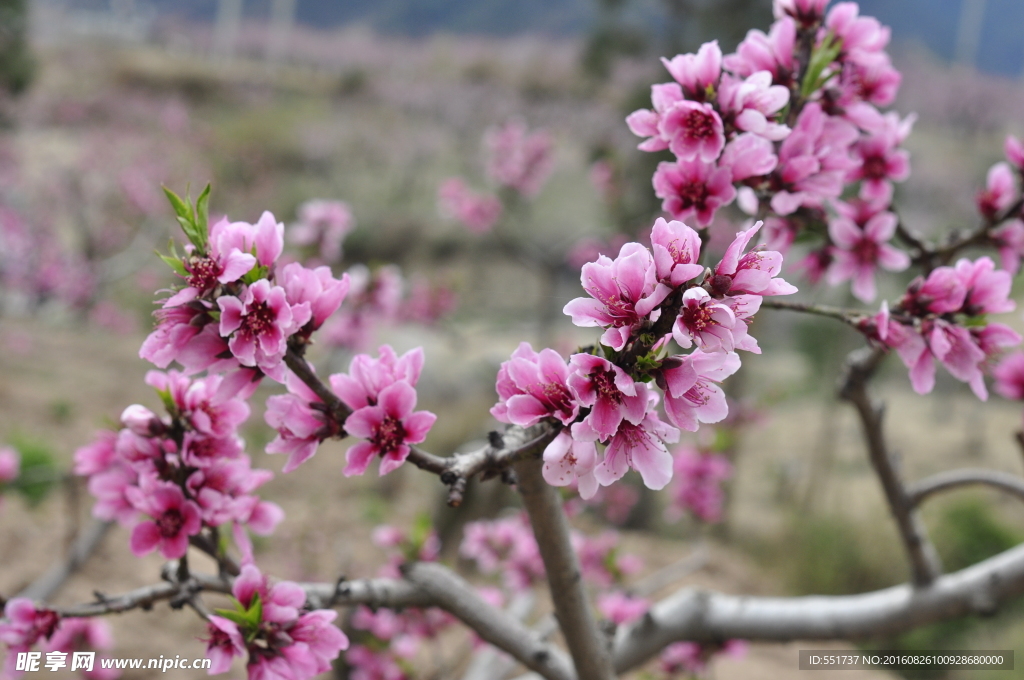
[240,264,268,286]
[194,184,211,249]
[247,592,263,628]
[9,433,58,506]
[162,186,192,222]
[800,32,843,98]
[159,253,188,277]
[213,608,250,627]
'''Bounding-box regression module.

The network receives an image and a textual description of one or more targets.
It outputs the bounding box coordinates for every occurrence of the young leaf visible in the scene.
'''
[194,183,212,248]
[162,186,191,222]
[158,253,188,277]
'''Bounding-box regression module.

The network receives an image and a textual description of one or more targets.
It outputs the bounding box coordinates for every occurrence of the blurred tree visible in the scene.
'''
[0,0,34,97]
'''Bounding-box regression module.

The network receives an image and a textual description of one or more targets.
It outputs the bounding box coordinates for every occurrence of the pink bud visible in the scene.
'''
[120,404,160,436]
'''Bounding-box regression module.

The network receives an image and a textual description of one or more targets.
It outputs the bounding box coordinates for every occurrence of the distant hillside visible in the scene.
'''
[96,0,1024,75]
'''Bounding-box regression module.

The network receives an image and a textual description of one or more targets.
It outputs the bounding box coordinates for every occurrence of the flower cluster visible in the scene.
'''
[863,257,1020,399]
[344,524,454,680]
[141,188,350,384]
[438,119,554,234]
[74,370,283,559]
[460,513,642,594]
[319,264,455,351]
[204,564,348,679]
[287,199,354,265]
[493,218,794,497]
[628,0,916,304]
[659,639,748,678]
[264,345,436,477]
[665,445,733,524]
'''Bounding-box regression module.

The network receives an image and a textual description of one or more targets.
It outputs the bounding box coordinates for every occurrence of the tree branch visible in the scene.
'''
[403,562,576,680]
[760,299,866,327]
[839,347,943,586]
[907,468,1024,508]
[612,540,1024,671]
[441,424,558,506]
[513,457,616,680]
[17,520,113,602]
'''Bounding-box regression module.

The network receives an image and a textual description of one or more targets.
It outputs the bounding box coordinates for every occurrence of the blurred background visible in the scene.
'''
[1,0,1024,678]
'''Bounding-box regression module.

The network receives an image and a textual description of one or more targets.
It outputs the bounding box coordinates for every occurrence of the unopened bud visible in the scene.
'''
[121,404,161,437]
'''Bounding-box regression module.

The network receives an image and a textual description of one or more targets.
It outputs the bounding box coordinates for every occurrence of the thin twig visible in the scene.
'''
[761,299,866,326]
[907,468,1024,507]
[838,347,942,586]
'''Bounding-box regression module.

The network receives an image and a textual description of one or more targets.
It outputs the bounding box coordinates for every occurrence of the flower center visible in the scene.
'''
[592,369,623,404]
[861,155,887,180]
[674,178,710,209]
[186,255,221,291]
[157,508,185,538]
[373,416,406,454]
[852,237,880,264]
[684,109,716,141]
[240,300,275,338]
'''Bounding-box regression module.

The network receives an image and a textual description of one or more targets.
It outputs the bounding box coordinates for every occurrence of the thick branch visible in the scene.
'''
[839,347,943,586]
[403,562,576,680]
[908,468,1024,507]
[513,457,615,680]
[612,541,1024,671]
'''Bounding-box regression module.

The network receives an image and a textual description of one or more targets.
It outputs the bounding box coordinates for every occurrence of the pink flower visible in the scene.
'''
[659,350,741,432]
[653,159,736,227]
[719,133,779,181]
[139,303,207,369]
[343,382,436,477]
[711,221,798,297]
[217,279,310,374]
[773,0,829,25]
[901,266,967,316]
[278,262,350,332]
[660,641,705,675]
[770,104,859,215]
[977,162,1018,220]
[597,592,649,625]
[955,257,1015,316]
[626,83,684,153]
[233,563,305,622]
[0,599,60,649]
[542,430,599,500]
[484,120,555,198]
[1006,135,1024,172]
[717,72,790,141]
[589,394,679,490]
[724,17,796,84]
[0,447,20,483]
[661,40,722,99]
[990,220,1024,275]
[666,447,732,523]
[672,288,737,352]
[659,101,725,163]
[826,210,910,302]
[330,345,425,411]
[563,243,672,351]
[847,112,914,203]
[86,464,138,525]
[265,369,332,473]
[490,342,578,427]
[289,199,354,263]
[437,177,503,234]
[288,610,349,676]
[204,616,245,674]
[567,354,649,441]
[126,480,202,559]
[994,352,1024,400]
[171,217,257,301]
[461,514,545,591]
[825,2,891,55]
[650,217,704,286]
